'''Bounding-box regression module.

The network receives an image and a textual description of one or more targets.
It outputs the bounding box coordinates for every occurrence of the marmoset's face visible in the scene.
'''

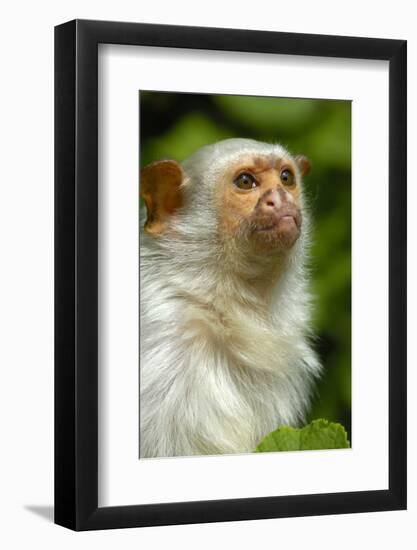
[216,154,304,251]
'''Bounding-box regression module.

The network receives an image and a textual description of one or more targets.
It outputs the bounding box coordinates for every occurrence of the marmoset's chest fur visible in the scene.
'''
[139,251,320,458]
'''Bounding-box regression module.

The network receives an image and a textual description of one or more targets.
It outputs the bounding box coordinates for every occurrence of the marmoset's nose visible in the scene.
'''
[258,188,283,213]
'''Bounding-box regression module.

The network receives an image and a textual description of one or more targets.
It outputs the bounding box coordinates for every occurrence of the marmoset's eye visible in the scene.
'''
[234,172,258,190]
[281,169,295,187]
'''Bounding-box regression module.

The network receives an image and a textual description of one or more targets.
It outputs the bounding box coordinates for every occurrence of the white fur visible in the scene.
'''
[140,139,321,458]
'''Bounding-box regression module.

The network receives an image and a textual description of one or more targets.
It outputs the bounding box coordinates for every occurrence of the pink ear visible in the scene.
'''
[295,155,311,177]
[140,160,184,236]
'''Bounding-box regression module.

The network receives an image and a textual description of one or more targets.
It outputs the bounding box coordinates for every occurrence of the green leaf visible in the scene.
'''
[255,419,350,452]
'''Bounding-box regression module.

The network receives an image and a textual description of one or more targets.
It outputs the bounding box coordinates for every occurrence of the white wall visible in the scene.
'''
[0,1,415,548]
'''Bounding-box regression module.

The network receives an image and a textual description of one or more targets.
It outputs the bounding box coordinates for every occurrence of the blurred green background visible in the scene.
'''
[140,92,352,441]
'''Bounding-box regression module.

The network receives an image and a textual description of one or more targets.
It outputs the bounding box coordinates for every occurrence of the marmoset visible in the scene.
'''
[139,138,321,458]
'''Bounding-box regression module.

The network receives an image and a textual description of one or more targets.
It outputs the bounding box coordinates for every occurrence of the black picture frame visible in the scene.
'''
[55,19,407,531]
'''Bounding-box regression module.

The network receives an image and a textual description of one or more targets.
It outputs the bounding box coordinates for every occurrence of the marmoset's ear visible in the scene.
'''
[140,160,184,236]
[295,155,311,177]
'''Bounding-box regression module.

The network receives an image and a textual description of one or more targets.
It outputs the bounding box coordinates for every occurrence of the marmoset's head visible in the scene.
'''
[141,139,310,255]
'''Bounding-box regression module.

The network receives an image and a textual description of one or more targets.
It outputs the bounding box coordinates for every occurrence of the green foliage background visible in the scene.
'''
[140,92,352,440]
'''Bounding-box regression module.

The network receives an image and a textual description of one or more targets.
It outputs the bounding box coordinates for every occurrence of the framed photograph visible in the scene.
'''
[55,19,406,530]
